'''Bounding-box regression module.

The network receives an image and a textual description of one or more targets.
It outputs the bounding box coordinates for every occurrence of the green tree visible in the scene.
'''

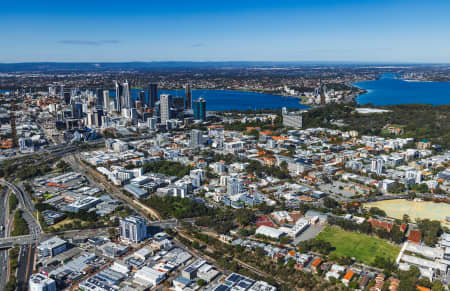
[8,194,18,214]
[431,280,444,291]
[4,276,16,291]
[197,279,207,287]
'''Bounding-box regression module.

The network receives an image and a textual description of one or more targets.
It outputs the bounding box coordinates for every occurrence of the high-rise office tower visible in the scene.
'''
[63,92,71,105]
[148,83,158,108]
[123,81,133,109]
[93,109,103,128]
[103,90,110,112]
[59,84,65,98]
[48,85,56,96]
[135,100,143,115]
[185,83,192,109]
[172,97,185,111]
[160,94,172,124]
[193,97,206,121]
[138,90,146,106]
[115,81,123,113]
[153,101,160,118]
[95,88,104,108]
[130,108,138,124]
[87,111,94,126]
[72,103,83,119]
[147,117,157,130]
[120,216,147,243]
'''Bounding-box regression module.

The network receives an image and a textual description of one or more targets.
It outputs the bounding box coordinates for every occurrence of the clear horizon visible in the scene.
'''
[2,0,450,63]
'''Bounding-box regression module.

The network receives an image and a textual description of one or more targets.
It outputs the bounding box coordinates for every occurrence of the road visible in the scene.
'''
[16,244,35,291]
[2,139,104,164]
[0,219,180,248]
[64,154,162,220]
[0,180,41,234]
[0,186,9,291]
[0,179,41,290]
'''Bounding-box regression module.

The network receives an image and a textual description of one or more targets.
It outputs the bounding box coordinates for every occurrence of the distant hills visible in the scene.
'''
[0,61,440,72]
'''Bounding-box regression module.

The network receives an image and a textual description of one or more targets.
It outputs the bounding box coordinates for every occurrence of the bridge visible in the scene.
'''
[0,219,180,249]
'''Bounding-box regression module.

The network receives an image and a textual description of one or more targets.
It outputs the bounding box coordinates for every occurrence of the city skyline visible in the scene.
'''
[2,0,450,63]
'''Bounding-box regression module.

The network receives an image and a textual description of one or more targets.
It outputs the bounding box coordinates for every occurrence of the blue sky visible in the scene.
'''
[1,0,450,63]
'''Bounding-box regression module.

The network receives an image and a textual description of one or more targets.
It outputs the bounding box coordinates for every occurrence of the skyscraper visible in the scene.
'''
[59,84,65,98]
[160,94,172,124]
[93,109,103,128]
[193,97,206,121]
[103,90,110,112]
[120,216,147,243]
[172,96,185,111]
[148,83,158,108]
[123,81,133,109]
[63,92,71,105]
[95,88,104,108]
[115,81,123,113]
[138,90,146,106]
[147,117,157,130]
[185,83,192,109]
[72,103,83,119]
[153,101,161,118]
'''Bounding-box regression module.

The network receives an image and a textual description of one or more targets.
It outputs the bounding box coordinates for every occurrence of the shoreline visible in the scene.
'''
[162,87,308,108]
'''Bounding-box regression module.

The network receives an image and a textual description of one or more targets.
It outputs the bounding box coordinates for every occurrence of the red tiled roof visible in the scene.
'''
[311,258,322,268]
[368,218,393,232]
[408,230,422,244]
[400,223,408,233]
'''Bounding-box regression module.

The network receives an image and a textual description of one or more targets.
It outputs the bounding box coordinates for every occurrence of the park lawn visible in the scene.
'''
[50,218,77,228]
[316,226,400,265]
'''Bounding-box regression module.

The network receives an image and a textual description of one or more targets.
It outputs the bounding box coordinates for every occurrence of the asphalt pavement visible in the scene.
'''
[16,244,35,291]
[0,187,9,291]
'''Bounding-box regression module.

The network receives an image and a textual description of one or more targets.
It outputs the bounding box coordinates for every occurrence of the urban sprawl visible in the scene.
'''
[0,67,449,291]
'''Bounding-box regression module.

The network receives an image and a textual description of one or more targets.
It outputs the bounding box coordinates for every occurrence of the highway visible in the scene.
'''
[0,180,41,234]
[0,179,41,291]
[0,186,9,291]
[17,244,35,291]
[0,140,105,174]
[0,139,105,290]
[0,219,180,248]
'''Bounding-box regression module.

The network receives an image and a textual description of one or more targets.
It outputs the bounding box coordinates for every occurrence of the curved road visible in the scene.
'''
[0,179,41,291]
[0,186,10,291]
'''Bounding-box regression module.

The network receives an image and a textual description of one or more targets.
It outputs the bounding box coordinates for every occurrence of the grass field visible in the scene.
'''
[316,226,400,265]
[50,218,77,228]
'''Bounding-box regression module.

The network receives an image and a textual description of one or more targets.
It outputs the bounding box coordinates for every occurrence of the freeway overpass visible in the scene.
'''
[0,219,180,249]
[0,180,41,234]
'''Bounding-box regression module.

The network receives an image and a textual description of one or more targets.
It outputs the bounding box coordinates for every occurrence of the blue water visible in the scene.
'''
[125,89,307,111]
[353,74,450,105]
